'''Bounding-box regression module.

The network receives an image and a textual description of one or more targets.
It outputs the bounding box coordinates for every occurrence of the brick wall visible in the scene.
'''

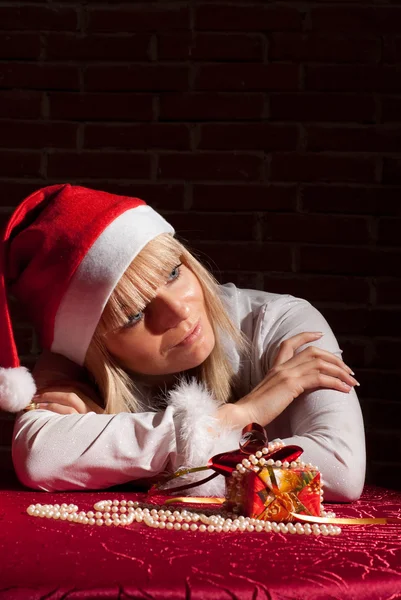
[0,1,400,489]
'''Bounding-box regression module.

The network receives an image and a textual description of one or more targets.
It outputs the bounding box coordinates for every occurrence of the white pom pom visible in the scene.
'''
[0,367,37,412]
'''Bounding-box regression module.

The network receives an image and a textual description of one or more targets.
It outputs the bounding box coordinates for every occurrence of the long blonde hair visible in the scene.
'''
[84,234,249,414]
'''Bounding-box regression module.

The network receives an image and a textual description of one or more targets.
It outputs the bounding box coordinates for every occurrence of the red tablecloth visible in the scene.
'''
[1,481,401,599]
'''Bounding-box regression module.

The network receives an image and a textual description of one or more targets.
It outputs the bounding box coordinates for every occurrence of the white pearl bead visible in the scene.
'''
[190,523,198,531]
[199,524,207,532]
[267,459,274,466]
[255,451,262,458]
[182,523,189,531]
[173,523,181,531]
[166,522,173,530]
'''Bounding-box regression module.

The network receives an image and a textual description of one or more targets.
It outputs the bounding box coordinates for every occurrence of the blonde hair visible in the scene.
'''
[84,234,249,414]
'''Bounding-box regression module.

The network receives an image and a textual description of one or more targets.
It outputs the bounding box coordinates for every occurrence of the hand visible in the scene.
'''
[217,331,359,429]
[33,384,104,415]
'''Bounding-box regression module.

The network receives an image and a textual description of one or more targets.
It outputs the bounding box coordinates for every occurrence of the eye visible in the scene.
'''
[168,263,182,282]
[124,311,144,328]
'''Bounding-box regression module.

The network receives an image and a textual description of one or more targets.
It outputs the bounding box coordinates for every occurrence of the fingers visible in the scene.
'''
[275,345,355,377]
[300,372,355,394]
[273,332,324,367]
[290,359,359,389]
[34,391,89,414]
[35,402,79,415]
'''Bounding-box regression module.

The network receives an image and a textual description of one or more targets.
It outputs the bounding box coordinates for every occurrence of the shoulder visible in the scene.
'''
[218,282,317,333]
[218,282,340,357]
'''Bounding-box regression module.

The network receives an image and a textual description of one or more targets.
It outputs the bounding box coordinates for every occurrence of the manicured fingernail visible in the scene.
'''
[313,332,324,337]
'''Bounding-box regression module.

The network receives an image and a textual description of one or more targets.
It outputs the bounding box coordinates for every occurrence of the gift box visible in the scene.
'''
[225,463,322,522]
[153,423,323,523]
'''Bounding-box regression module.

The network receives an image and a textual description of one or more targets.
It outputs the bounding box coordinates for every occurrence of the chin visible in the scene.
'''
[175,337,215,373]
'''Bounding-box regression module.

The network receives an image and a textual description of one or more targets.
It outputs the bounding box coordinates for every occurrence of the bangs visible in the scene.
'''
[98,233,183,334]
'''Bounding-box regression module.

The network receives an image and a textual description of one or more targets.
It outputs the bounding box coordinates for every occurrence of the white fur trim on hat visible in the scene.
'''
[167,378,242,497]
[0,367,36,412]
[51,204,174,366]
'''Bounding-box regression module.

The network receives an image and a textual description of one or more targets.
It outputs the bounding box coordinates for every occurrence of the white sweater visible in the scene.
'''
[12,284,366,501]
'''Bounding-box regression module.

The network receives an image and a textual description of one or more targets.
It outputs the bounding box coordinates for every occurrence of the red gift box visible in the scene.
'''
[226,463,322,522]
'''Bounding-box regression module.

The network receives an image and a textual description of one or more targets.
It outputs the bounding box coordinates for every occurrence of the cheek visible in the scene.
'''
[116,335,161,365]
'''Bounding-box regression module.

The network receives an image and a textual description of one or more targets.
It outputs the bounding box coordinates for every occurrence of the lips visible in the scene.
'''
[173,319,201,348]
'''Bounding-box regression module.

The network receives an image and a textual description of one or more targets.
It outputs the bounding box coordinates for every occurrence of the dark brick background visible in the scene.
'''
[0,1,400,490]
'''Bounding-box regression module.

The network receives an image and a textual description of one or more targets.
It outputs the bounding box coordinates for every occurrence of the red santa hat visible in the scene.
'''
[0,183,174,412]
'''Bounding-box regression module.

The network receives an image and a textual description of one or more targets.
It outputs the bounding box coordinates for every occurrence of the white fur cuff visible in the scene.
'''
[167,379,242,497]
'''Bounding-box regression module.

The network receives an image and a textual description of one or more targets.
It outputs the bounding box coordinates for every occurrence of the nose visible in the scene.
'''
[147,288,190,332]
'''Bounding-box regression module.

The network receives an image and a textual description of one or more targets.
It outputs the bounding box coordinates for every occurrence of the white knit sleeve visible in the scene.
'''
[12,379,240,494]
[260,297,366,502]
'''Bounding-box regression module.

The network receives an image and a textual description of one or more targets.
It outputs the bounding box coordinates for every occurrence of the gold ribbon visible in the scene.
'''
[291,513,401,525]
[164,497,226,506]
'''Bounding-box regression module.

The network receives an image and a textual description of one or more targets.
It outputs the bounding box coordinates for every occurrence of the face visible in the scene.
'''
[103,264,216,383]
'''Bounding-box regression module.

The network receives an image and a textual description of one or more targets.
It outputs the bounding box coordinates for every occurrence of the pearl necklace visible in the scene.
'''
[25,440,341,537]
[26,499,341,536]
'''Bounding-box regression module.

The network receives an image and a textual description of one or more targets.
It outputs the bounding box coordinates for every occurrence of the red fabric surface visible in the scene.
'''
[1,481,401,600]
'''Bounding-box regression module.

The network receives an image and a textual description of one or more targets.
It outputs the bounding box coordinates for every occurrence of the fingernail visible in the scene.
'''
[313,332,324,337]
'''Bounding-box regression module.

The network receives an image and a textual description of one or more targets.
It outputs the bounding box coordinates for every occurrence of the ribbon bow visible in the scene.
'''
[150,423,303,495]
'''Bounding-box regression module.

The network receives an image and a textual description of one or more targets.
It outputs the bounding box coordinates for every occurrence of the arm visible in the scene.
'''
[12,378,241,493]
[262,299,366,502]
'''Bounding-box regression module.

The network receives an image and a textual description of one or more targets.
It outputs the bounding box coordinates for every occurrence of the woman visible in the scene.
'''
[0,184,365,501]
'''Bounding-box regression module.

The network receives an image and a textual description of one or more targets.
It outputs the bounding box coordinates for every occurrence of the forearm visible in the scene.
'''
[12,379,242,494]
[12,409,176,491]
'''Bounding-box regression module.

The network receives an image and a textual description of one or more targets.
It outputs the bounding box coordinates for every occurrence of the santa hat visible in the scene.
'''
[0,183,174,413]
